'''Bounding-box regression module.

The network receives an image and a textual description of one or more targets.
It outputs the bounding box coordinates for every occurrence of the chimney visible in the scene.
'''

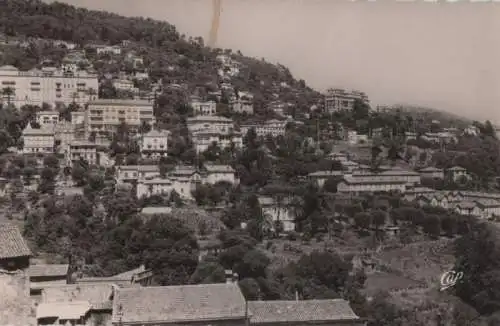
[225,269,233,284]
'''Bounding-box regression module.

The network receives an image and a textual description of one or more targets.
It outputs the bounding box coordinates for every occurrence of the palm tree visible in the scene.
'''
[1,87,15,106]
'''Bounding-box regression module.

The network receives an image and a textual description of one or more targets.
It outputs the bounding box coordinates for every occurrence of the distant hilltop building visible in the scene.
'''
[324,88,369,113]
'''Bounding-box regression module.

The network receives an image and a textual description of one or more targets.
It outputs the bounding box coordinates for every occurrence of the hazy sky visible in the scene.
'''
[49,0,500,122]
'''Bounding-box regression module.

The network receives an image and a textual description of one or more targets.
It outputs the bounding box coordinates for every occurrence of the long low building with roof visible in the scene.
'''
[248,299,364,326]
[112,283,248,326]
[337,175,408,194]
[110,282,364,326]
[136,164,238,200]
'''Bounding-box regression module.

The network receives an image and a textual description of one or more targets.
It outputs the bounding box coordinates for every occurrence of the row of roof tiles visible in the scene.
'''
[35,282,359,324]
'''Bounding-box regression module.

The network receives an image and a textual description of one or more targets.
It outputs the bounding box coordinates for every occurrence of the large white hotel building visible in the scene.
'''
[0,65,99,107]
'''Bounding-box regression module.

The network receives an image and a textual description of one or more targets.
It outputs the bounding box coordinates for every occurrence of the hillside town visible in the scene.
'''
[1,1,500,326]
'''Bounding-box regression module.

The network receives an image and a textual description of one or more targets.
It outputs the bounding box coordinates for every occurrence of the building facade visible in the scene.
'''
[86,99,155,132]
[324,88,369,113]
[140,129,170,159]
[136,164,239,199]
[116,165,161,184]
[204,164,238,185]
[112,79,135,92]
[337,176,407,194]
[0,65,98,107]
[186,116,235,134]
[191,128,243,153]
[190,97,217,116]
[66,141,98,166]
[241,119,287,138]
[22,124,55,154]
[36,111,60,129]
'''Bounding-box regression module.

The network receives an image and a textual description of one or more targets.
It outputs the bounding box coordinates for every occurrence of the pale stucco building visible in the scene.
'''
[116,165,161,184]
[191,127,243,153]
[186,116,234,134]
[140,129,170,159]
[0,65,98,107]
[22,124,55,154]
[190,97,217,116]
[85,99,155,132]
[324,88,369,113]
[136,164,239,200]
[66,141,98,166]
[36,111,59,129]
[240,119,287,138]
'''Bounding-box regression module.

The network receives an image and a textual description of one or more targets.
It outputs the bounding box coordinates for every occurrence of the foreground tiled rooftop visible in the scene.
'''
[247,299,360,323]
[41,283,115,310]
[0,224,31,259]
[112,283,247,324]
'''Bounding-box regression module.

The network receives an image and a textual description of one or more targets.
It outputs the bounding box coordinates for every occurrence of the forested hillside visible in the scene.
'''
[0,0,322,116]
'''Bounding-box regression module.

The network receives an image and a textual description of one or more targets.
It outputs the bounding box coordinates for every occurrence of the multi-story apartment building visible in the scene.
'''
[0,65,98,107]
[140,129,170,159]
[191,127,243,153]
[186,116,235,134]
[22,124,55,154]
[66,141,98,166]
[115,165,161,184]
[240,119,287,138]
[86,99,155,132]
[54,121,76,152]
[36,111,59,129]
[190,96,217,116]
[324,88,369,113]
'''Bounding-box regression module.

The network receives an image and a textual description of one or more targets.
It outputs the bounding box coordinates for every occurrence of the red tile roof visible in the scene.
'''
[0,224,31,260]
